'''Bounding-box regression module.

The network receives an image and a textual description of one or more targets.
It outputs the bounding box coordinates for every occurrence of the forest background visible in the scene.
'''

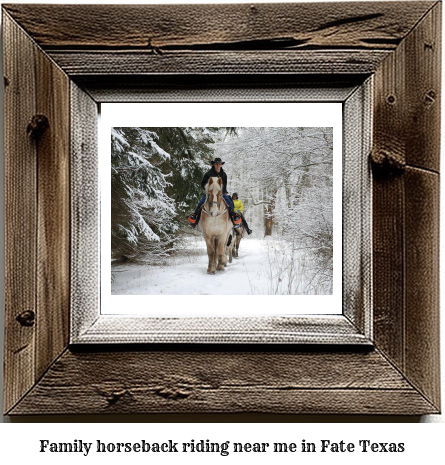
[111,127,333,294]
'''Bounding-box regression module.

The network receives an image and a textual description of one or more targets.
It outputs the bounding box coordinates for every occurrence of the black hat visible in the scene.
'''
[210,157,225,165]
[232,193,238,198]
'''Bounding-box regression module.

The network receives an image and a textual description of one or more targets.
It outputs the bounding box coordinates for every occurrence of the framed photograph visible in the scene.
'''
[87,98,365,345]
[3,2,441,415]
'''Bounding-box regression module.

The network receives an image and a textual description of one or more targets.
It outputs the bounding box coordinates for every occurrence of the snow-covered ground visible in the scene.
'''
[111,237,332,296]
[112,238,265,295]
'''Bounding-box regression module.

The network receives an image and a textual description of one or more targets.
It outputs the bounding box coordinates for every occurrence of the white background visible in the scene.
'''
[101,102,343,315]
[0,0,444,462]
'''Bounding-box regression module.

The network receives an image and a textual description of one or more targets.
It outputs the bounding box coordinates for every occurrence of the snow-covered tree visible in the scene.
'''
[218,127,332,234]
[149,127,222,217]
[111,127,177,262]
[215,127,333,292]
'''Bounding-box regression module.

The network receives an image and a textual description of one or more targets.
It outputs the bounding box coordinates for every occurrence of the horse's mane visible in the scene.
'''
[205,176,223,193]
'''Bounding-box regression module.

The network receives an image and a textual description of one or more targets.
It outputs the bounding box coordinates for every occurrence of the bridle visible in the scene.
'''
[202,190,227,217]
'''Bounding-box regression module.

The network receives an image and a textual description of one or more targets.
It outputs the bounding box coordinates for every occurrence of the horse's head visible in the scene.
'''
[205,177,223,217]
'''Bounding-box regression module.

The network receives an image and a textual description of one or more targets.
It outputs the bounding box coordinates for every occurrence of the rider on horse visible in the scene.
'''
[187,157,242,228]
[231,193,252,235]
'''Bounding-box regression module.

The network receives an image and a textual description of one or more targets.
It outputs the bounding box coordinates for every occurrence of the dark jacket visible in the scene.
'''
[201,167,228,194]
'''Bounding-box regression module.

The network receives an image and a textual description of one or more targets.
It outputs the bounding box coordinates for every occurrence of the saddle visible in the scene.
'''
[188,197,241,227]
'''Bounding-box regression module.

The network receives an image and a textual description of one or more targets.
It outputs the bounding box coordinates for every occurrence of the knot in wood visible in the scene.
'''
[424,90,436,105]
[16,310,35,327]
[370,149,405,177]
[105,390,128,405]
[96,385,130,405]
[154,386,191,400]
[27,115,49,140]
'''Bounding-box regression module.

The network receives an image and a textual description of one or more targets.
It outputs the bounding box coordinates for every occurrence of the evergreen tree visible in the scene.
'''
[148,127,221,216]
[111,127,177,262]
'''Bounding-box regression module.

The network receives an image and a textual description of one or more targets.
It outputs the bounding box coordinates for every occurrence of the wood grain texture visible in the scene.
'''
[74,316,370,345]
[8,349,437,415]
[404,2,441,172]
[46,50,391,76]
[3,12,37,414]
[2,2,441,416]
[70,83,99,339]
[3,1,433,79]
[75,75,366,104]
[404,168,440,408]
[372,2,441,411]
[2,2,435,49]
[35,42,71,380]
[372,174,405,368]
[372,9,407,372]
[3,10,71,413]
[342,81,372,336]
[372,2,441,172]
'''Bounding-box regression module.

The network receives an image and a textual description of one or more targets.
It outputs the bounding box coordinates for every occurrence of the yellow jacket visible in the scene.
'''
[233,199,243,213]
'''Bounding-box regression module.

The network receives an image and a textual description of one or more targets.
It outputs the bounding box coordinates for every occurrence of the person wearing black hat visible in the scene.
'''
[231,193,252,235]
[187,157,240,228]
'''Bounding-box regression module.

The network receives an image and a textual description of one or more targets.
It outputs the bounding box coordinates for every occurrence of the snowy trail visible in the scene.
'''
[112,238,269,295]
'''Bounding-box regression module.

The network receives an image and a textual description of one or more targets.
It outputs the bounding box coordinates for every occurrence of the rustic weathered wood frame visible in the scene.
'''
[2,2,441,415]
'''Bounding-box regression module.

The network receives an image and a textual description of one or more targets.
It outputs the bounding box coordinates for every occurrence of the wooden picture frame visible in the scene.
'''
[2,2,441,415]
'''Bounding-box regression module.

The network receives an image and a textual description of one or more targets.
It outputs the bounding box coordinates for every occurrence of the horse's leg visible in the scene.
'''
[206,238,216,274]
[216,237,227,271]
[235,227,244,257]
[234,236,239,258]
[227,234,233,264]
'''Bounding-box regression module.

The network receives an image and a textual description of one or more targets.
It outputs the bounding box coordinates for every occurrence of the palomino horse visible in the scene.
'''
[199,177,232,274]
